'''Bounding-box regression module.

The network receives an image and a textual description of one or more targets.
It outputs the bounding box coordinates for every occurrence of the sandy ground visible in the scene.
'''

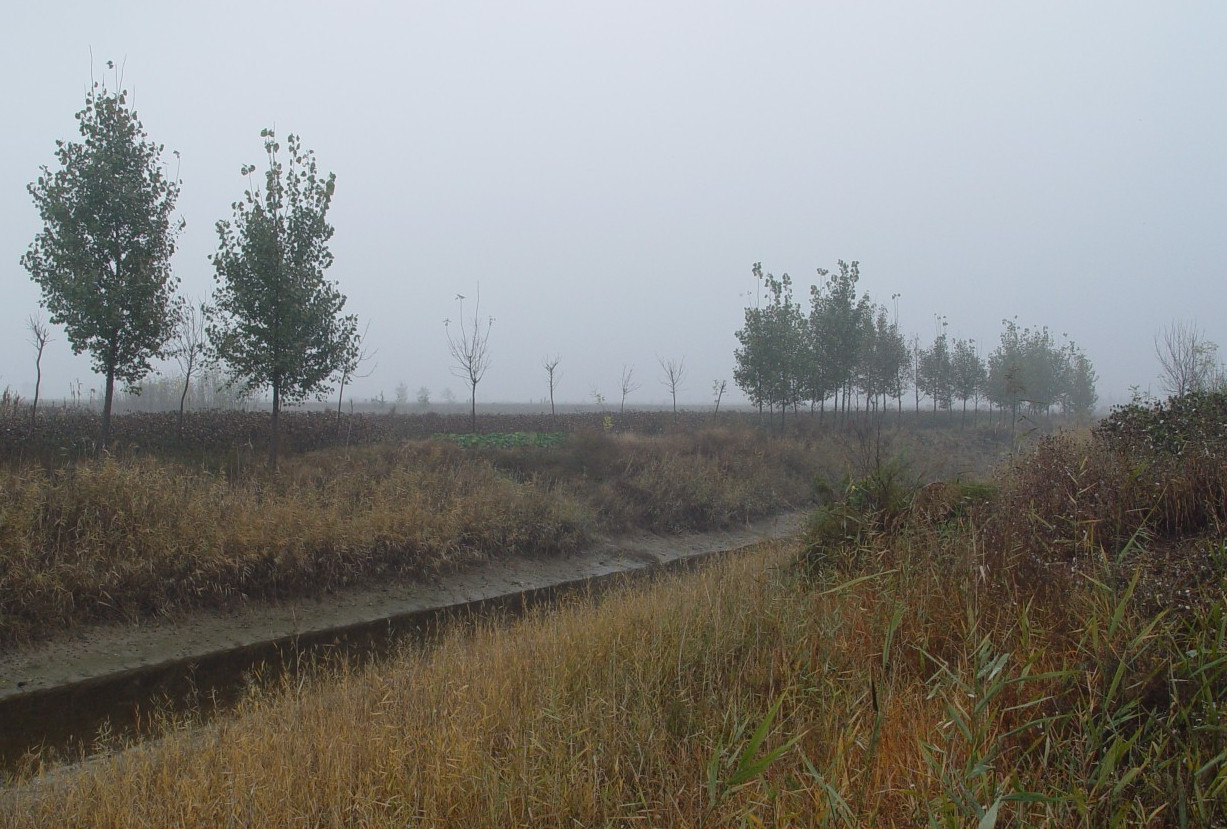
[0,513,804,703]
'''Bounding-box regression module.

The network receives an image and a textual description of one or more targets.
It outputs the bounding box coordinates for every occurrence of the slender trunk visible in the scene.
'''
[178,371,190,438]
[270,382,281,468]
[31,350,43,425]
[178,352,195,439]
[470,381,477,433]
[100,365,116,452]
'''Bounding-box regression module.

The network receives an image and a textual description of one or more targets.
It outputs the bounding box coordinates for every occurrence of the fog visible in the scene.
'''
[3,2,1224,409]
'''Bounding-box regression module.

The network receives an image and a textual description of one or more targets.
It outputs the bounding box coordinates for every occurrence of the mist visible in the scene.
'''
[3,2,1224,410]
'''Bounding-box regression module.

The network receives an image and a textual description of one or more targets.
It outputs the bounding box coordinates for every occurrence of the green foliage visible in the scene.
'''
[805,456,918,568]
[705,693,801,819]
[858,304,910,410]
[951,337,988,416]
[918,321,954,411]
[22,79,183,447]
[734,260,908,422]
[811,260,874,412]
[985,320,1097,420]
[734,264,807,419]
[209,129,359,462]
[1095,389,1227,458]
[432,431,567,449]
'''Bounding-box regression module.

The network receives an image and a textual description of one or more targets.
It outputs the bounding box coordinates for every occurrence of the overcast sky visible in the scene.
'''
[3,2,1224,408]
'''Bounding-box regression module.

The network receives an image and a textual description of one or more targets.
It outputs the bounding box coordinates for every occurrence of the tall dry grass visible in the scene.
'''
[0,424,852,645]
[5,435,1222,829]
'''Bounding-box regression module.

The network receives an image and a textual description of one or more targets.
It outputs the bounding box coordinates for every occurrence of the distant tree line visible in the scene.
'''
[733,261,1098,426]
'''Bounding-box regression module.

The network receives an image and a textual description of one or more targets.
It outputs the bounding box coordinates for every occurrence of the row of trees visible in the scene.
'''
[918,317,1098,422]
[22,72,359,462]
[733,262,1098,426]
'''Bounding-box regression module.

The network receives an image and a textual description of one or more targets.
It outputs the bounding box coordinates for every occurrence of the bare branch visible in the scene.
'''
[618,364,641,414]
[658,355,687,416]
[446,286,494,432]
[1156,319,1220,397]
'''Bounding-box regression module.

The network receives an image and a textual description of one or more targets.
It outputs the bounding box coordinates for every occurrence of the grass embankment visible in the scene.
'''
[0,423,847,645]
[3,398,1224,825]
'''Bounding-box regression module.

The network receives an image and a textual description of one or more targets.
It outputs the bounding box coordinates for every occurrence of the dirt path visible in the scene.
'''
[0,513,804,703]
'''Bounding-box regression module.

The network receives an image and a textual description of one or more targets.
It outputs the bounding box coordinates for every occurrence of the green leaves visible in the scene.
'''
[22,79,182,447]
[705,693,802,817]
[208,129,359,463]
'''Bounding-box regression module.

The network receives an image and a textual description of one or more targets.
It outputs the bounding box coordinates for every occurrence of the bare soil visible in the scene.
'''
[0,513,804,703]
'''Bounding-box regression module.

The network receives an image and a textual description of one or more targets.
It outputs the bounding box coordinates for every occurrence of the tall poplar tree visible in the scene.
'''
[22,76,183,449]
[209,129,358,465]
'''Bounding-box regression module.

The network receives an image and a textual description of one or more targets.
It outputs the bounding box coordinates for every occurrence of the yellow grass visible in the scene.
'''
[7,517,1187,828]
[0,424,834,644]
[5,421,1220,826]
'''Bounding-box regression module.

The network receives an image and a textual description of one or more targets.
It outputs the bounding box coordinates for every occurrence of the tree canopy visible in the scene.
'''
[732,263,1097,425]
[209,129,358,464]
[22,79,183,448]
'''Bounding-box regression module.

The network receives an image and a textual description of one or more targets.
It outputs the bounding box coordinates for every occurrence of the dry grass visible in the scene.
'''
[24,415,1223,826]
[0,441,590,644]
[5,453,1222,828]
[0,423,855,645]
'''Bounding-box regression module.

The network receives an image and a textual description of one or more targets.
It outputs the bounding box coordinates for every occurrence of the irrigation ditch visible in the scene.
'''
[0,513,803,780]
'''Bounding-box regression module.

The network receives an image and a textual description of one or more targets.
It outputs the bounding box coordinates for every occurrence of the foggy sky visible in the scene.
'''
[3,2,1224,409]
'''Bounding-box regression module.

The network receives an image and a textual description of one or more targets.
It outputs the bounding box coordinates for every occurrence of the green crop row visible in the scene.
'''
[432,431,568,449]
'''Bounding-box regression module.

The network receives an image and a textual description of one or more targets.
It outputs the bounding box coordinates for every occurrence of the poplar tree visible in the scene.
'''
[209,129,358,465]
[22,76,183,449]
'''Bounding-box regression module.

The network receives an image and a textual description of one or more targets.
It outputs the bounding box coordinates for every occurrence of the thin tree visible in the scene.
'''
[950,337,986,426]
[209,129,359,466]
[1155,320,1220,398]
[659,355,687,418]
[543,354,561,422]
[811,261,871,416]
[618,364,641,414]
[26,314,53,425]
[735,266,805,427]
[336,321,377,419]
[445,288,493,433]
[712,379,728,414]
[22,69,183,449]
[167,300,208,436]
[1062,343,1099,419]
[918,316,953,414]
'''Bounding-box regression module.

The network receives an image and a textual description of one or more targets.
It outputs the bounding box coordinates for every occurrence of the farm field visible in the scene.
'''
[2,399,1224,825]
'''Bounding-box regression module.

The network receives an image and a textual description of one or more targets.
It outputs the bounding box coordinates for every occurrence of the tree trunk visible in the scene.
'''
[336,374,348,423]
[470,381,477,433]
[178,372,190,438]
[270,382,281,468]
[31,351,43,426]
[100,366,116,452]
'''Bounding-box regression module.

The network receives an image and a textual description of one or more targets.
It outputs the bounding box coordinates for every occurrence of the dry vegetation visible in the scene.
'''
[0,417,845,645]
[4,402,1223,825]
